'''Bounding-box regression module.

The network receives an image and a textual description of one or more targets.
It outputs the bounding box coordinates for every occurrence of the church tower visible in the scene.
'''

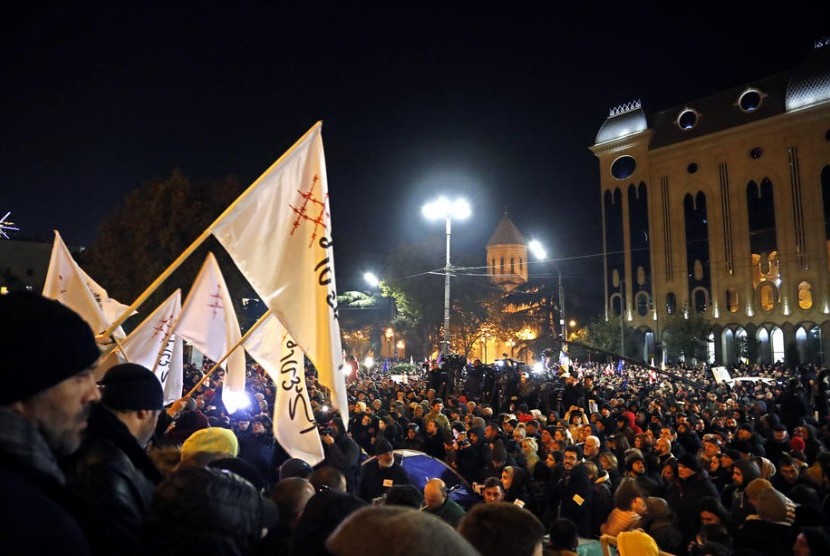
[487,212,528,291]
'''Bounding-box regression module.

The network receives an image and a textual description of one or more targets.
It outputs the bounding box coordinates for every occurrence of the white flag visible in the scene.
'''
[212,123,347,426]
[43,231,110,336]
[174,253,246,407]
[245,313,324,466]
[116,289,183,403]
[43,231,131,341]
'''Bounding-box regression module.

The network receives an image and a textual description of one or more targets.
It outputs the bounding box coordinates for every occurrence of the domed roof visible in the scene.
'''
[487,213,526,247]
[595,100,648,144]
[785,40,830,111]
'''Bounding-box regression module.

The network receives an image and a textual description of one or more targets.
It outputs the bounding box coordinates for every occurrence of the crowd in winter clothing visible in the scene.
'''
[4,291,830,555]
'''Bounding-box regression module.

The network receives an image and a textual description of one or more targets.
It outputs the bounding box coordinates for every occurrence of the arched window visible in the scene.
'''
[759,283,777,311]
[491,259,496,275]
[636,292,649,316]
[510,257,515,274]
[693,287,709,313]
[500,257,505,274]
[726,288,739,313]
[519,258,523,272]
[666,293,676,315]
[798,281,813,310]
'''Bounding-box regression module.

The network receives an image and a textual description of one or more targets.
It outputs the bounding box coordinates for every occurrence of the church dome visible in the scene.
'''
[595,100,648,144]
[785,40,830,111]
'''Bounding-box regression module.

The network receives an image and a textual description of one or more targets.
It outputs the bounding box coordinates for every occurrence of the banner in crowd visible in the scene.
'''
[244,312,324,466]
[42,230,128,339]
[174,253,246,408]
[116,289,183,403]
[212,122,348,427]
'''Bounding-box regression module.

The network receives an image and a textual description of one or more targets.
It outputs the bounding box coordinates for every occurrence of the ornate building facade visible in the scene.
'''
[591,42,830,365]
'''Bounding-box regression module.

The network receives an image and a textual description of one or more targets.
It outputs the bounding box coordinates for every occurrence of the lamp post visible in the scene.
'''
[529,240,565,340]
[422,197,471,354]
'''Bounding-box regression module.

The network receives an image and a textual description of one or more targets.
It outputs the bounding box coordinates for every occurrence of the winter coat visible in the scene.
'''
[0,409,90,556]
[355,459,411,503]
[140,466,265,556]
[664,469,719,546]
[549,463,594,537]
[63,404,162,555]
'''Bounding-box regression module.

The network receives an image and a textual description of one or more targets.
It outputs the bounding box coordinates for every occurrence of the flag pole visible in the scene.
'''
[184,309,273,399]
[100,121,324,340]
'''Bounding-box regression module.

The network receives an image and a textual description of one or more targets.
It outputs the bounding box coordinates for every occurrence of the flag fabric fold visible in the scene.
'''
[114,289,183,403]
[244,313,324,466]
[211,123,347,426]
[42,230,128,339]
[174,253,246,407]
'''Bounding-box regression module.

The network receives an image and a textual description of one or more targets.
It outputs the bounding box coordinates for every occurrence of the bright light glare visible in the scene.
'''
[364,356,375,369]
[422,197,471,221]
[364,272,379,287]
[528,240,547,260]
[532,362,545,373]
[223,389,251,414]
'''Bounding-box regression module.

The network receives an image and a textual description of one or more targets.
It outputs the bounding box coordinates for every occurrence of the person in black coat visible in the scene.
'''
[356,439,411,503]
[63,364,165,556]
[0,293,105,556]
[319,418,361,493]
[548,446,593,536]
[664,454,719,548]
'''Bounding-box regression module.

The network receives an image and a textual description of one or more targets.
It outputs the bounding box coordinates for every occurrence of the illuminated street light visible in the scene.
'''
[530,238,565,340]
[422,197,471,353]
[364,271,380,288]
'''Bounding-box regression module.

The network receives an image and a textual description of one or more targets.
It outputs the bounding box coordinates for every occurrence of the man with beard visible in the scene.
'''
[0,293,102,555]
[422,419,446,460]
[549,445,593,536]
[63,363,164,555]
[356,438,411,503]
[623,452,659,496]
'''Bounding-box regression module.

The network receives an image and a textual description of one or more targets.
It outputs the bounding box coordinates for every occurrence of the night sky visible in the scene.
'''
[2,3,826,316]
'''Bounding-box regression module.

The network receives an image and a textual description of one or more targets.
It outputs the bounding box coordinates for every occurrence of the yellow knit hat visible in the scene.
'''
[181,428,239,458]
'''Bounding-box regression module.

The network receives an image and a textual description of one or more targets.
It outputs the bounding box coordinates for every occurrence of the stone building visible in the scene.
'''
[590,42,830,365]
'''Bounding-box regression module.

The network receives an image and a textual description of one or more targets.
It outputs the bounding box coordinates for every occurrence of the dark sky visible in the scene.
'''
[2,3,826,316]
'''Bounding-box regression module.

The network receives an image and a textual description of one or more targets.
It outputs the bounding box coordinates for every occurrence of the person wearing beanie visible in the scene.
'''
[624,450,659,496]
[665,451,718,548]
[355,437,411,503]
[63,363,165,555]
[455,425,491,484]
[736,487,796,555]
[181,427,240,461]
[279,457,313,481]
[0,292,102,555]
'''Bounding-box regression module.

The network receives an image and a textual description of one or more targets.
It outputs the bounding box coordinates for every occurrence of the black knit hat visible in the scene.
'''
[374,437,394,455]
[0,293,99,404]
[677,454,700,472]
[101,363,164,410]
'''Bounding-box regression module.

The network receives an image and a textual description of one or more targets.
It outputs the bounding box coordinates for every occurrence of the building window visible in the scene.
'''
[610,155,637,180]
[798,281,813,310]
[491,259,496,275]
[759,282,777,311]
[636,292,649,316]
[500,258,504,274]
[687,162,698,174]
[693,287,709,313]
[677,108,700,130]
[510,258,515,274]
[519,258,523,272]
[738,88,764,112]
[750,147,763,159]
[726,288,740,313]
[666,292,676,315]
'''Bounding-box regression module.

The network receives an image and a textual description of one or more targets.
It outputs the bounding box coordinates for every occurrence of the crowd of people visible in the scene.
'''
[2,291,830,556]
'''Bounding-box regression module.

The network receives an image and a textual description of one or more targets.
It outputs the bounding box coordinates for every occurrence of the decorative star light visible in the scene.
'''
[0,212,19,239]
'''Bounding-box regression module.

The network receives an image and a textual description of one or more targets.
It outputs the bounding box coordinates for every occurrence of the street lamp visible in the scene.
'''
[529,239,565,340]
[363,272,380,288]
[422,197,471,354]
